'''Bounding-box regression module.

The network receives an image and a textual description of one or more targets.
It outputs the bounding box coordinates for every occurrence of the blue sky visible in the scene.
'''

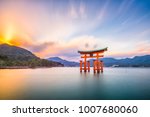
[0,0,150,60]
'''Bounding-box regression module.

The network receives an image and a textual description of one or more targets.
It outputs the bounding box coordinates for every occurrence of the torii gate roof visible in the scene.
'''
[78,47,107,54]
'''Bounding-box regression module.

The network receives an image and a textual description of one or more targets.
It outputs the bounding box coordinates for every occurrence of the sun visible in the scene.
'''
[0,38,10,45]
[0,25,15,45]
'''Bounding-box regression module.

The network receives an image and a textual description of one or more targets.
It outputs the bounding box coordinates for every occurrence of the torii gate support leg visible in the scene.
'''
[84,54,87,72]
[80,60,82,72]
[88,61,90,72]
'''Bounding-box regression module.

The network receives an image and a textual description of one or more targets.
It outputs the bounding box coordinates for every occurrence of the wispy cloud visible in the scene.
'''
[79,1,86,18]
[69,3,78,19]
[0,0,150,60]
[97,0,109,22]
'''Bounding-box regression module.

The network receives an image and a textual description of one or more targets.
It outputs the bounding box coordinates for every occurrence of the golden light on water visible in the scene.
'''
[0,69,26,99]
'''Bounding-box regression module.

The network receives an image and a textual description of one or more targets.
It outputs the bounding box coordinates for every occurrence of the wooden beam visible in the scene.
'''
[79,51,105,55]
[81,55,104,58]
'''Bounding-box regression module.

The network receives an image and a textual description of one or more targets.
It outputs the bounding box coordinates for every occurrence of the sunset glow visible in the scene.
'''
[0,0,150,60]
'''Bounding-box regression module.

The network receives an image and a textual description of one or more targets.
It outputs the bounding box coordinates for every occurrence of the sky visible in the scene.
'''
[0,0,150,60]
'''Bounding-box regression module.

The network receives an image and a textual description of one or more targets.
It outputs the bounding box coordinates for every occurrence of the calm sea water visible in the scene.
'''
[0,67,150,100]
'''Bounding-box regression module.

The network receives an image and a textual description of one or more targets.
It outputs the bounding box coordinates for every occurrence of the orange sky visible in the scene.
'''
[0,0,150,61]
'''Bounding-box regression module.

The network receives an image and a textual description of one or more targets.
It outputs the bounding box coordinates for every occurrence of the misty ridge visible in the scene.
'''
[48,56,150,67]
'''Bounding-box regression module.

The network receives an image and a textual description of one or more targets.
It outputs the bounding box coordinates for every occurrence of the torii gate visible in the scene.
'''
[78,47,107,73]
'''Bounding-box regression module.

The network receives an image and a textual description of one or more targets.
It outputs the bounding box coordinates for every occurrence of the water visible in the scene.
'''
[0,67,150,100]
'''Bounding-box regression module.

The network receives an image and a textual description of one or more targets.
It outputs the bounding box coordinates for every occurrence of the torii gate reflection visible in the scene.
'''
[78,47,107,73]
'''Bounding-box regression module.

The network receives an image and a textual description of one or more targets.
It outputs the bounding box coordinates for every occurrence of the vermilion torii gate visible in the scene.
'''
[78,47,107,73]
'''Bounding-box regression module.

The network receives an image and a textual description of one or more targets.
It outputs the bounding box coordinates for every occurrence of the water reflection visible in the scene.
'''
[0,69,28,99]
[80,72,90,78]
[0,67,150,100]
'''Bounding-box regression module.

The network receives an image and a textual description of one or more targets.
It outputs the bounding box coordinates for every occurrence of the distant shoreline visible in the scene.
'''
[0,66,150,69]
[0,66,30,69]
[0,66,57,69]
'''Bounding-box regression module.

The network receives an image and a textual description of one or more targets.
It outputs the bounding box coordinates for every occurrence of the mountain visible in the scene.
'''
[101,55,150,67]
[0,44,38,60]
[48,55,150,67]
[48,57,79,67]
[89,58,118,67]
[0,44,63,68]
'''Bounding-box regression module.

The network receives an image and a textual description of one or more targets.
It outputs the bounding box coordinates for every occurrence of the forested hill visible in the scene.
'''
[0,44,63,68]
